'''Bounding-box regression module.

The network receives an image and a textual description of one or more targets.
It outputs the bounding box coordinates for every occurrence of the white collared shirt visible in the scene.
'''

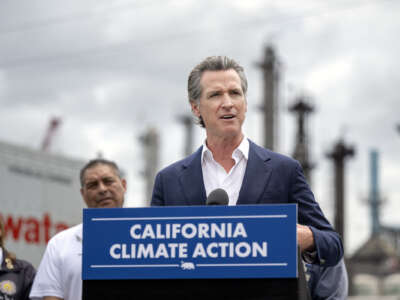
[0,247,3,264]
[30,223,83,300]
[201,137,249,206]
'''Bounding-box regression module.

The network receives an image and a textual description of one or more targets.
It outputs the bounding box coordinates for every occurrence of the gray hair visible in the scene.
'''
[187,56,248,127]
[80,158,122,187]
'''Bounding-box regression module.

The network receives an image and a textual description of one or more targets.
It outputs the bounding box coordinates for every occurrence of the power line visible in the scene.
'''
[0,0,173,35]
[0,0,392,37]
[0,0,396,69]
[0,26,202,68]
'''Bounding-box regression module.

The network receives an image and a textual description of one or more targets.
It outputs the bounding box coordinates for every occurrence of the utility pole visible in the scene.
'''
[289,96,314,185]
[178,115,194,156]
[326,139,355,249]
[139,127,159,206]
[256,45,280,151]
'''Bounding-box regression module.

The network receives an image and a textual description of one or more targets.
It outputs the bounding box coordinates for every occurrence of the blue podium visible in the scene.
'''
[82,204,311,299]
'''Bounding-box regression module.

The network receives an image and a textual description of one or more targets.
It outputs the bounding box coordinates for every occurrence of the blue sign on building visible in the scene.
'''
[82,204,297,280]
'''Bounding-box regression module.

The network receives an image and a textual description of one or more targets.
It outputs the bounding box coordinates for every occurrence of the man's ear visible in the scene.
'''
[81,188,89,207]
[190,100,200,117]
[121,178,127,192]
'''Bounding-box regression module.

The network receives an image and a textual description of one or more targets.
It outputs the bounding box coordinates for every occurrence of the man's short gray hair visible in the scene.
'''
[80,158,122,187]
[187,56,248,127]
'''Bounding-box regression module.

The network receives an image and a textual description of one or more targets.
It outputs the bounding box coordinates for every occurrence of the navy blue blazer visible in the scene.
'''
[151,140,343,266]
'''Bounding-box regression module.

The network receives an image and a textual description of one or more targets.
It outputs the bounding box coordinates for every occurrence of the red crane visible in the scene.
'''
[41,117,62,151]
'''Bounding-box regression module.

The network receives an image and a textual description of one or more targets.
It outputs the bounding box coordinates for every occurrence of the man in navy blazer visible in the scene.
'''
[151,56,343,268]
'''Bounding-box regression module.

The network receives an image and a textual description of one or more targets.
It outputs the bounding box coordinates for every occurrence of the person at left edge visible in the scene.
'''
[29,158,127,300]
[0,217,36,300]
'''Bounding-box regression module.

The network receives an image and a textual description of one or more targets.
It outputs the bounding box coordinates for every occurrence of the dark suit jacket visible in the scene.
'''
[151,140,343,266]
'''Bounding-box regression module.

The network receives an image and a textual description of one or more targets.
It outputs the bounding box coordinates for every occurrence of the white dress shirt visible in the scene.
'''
[30,224,83,300]
[201,137,249,206]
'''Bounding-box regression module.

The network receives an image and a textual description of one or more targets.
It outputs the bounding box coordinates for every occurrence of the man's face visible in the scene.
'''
[191,69,247,139]
[80,164,126,208]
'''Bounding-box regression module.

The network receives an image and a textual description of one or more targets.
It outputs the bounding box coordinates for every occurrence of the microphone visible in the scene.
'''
[206,188,229,205]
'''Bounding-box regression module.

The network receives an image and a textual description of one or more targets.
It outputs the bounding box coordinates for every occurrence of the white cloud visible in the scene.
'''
[305,57,353,95]
[0,70,6,95]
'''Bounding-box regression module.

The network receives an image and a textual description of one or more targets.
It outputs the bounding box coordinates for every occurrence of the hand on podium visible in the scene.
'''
[297,224,315,253]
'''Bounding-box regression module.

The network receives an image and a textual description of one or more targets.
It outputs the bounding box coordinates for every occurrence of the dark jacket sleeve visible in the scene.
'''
[290,161,343,266]
[151,172,164,206]
[20,259,36,300]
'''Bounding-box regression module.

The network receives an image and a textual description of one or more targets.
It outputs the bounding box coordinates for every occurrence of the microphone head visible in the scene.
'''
[206,188,229,205]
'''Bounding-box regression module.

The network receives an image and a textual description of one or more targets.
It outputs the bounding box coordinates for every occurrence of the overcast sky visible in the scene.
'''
[0,0,399,254]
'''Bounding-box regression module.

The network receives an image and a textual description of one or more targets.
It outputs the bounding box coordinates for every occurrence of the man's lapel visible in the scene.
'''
[178,146,207,206]
[237,141,273,205]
